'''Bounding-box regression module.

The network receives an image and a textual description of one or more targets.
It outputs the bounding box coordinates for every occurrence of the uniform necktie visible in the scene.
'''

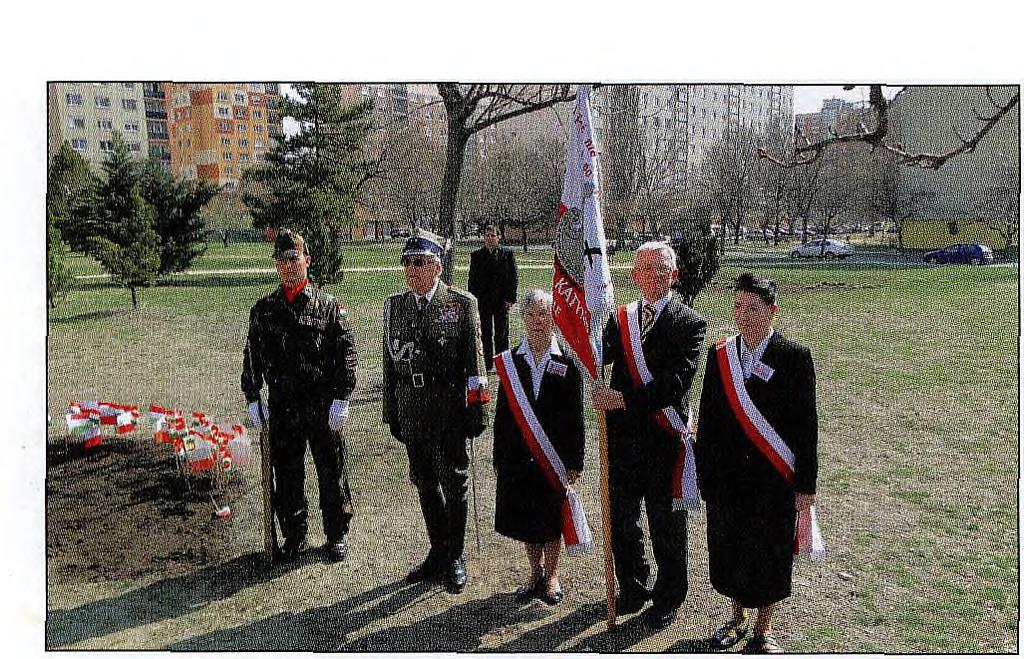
[417,296,427,323]
[641,303,656,341]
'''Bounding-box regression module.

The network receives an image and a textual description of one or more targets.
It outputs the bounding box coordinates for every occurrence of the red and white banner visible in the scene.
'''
[494,350,592,555]
[616,303,700,512]
[715,336,795,482]
[552,84,613,380]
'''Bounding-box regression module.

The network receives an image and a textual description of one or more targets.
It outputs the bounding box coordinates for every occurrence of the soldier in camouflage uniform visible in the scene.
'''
[242,229,358,564]
[382,229,489,593]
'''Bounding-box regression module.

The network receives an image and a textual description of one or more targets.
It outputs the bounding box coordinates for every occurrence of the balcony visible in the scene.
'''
[146,108,168,120]
[143,86,166,99]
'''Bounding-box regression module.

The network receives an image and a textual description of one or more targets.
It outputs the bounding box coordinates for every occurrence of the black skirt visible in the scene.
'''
[494,462,564,544]
[706,493,797,608]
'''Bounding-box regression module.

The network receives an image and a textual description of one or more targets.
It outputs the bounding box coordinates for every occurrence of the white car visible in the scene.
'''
[790,239,854,259]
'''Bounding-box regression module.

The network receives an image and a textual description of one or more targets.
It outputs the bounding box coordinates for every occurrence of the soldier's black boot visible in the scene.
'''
[325,537,347,562]
[407,549,443,583]
[446,556,468,594]
[279,535,307,563]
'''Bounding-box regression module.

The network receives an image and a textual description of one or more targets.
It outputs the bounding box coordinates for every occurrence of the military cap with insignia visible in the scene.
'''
[402,228,446,260]
[274,229,307,260]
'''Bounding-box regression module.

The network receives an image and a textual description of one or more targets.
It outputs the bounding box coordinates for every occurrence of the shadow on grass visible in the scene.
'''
[46,552,293,649]
[48,308,127,325]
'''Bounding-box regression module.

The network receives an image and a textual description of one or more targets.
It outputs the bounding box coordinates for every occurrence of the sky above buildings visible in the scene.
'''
[792,85,903,116]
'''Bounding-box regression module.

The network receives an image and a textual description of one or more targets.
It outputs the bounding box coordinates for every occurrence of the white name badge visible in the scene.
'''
[751,360,774,382]
[546,361,568,378]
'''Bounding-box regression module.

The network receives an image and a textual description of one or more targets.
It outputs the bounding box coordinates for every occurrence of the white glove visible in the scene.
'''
[247,400,269,430]
[328,399,349,432]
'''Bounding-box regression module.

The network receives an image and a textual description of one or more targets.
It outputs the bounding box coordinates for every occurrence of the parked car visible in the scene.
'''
[923,243,994,265]
[389,227,412,239]
[789,239,854,259]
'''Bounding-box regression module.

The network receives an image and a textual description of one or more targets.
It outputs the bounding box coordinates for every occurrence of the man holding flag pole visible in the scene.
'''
[550,84,618,627]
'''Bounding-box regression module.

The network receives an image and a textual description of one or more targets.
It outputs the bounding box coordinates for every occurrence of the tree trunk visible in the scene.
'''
[439,125,470,285]
[522,224,528,252]
[130,286,138,309]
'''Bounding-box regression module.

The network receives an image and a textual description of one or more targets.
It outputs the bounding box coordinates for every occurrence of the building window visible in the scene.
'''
[71,138,87,151]
[122,98,137,111]
[67,117,85,129]
[234,108,247,119]
[99,140,114,153]
[223,152,232,160]
[127,142,141,152]
[254,139,264,148]
[124,122,139,133]
[239,153,250,162]
[238,138,249,147]
[95,96,111,108]
[253,124,263,133]
[97,119,113,130]
[217,107,230,118]
[234,93,245,104]
[218,91,229,102]
[253,109,262,119]
[223,181,236,191]
[122,82,134,90]
[221,137,231,147]
[249,83,263,93]
[66,92,83,106]
[237,123,247,132]
[219,121,230,132]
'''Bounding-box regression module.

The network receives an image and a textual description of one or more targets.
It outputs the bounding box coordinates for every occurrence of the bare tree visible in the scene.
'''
[700,125,762,244]
[808,144,870,252]
[971,162,1021,259]
[868,155,937,253]
[754,126,794,245]
[361,126,445,238]
[760,84,1019,170]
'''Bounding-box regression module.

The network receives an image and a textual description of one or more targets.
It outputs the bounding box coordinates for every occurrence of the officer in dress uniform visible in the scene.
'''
[382,229,489,593]
[242,229,358,564]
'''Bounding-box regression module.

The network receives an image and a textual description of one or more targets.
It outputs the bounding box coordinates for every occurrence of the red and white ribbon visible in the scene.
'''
[715,336,795,483]
[795,504,826,560]
[616,303,700,512]
[495,350,592,555]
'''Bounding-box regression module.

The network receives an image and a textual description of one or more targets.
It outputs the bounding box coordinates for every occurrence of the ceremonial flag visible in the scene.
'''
[552,84,613,379]
[66,412,95,433]
[116,410,138,434]
[83,423,102,449]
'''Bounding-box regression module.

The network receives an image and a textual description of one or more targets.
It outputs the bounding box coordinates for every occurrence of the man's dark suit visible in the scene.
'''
[694,331,818,608]
[467,245,518,370]
[602,293,707,614]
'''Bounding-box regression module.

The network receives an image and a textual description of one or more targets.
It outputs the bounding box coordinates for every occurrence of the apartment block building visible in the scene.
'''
[48,82,152,166]
[795,96,875,143]
[168,83,283,190]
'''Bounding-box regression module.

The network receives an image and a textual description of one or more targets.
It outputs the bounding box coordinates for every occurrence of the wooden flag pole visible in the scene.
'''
[258,423,279,566]
[596,406,617,629]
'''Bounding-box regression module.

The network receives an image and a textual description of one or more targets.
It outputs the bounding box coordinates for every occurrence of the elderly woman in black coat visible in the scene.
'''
[492,289,586,605]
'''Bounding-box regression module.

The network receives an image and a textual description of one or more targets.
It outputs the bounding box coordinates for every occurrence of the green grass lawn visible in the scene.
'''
[48,244,1018,652]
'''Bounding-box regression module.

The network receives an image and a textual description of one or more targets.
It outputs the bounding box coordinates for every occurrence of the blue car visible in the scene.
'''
[923,243,994,265]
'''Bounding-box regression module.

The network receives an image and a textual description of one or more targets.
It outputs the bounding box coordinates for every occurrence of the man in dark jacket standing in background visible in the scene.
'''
[468,224,518,372]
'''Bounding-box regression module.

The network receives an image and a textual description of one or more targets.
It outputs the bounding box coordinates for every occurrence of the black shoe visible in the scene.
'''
[446,557,468,593]
[743,633,783,654]
[325,538,347,562]
[641,605,678,630]
[514,570,545,602]
[279,536,307,563]
[539,582,564,606]
[616,590,650,615]
[407,555,442,583]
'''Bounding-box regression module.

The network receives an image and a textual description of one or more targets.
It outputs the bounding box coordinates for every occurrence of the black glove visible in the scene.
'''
[388,420,402,442]
[465,404,487,439]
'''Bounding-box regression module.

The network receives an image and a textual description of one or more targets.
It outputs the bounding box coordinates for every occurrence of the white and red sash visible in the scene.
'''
[616,302,700,512]
[494,350,592,555]
[715,335,825,559]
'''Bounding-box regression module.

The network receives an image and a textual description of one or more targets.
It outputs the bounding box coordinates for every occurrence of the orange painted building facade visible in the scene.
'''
[168,83,283,190]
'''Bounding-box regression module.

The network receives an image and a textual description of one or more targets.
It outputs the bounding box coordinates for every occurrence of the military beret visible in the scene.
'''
[274,229,306,259]
[402,229,445,259]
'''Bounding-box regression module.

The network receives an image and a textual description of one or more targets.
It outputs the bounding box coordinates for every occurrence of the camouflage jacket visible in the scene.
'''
[382,282,487,440]
[242,283,358,409]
